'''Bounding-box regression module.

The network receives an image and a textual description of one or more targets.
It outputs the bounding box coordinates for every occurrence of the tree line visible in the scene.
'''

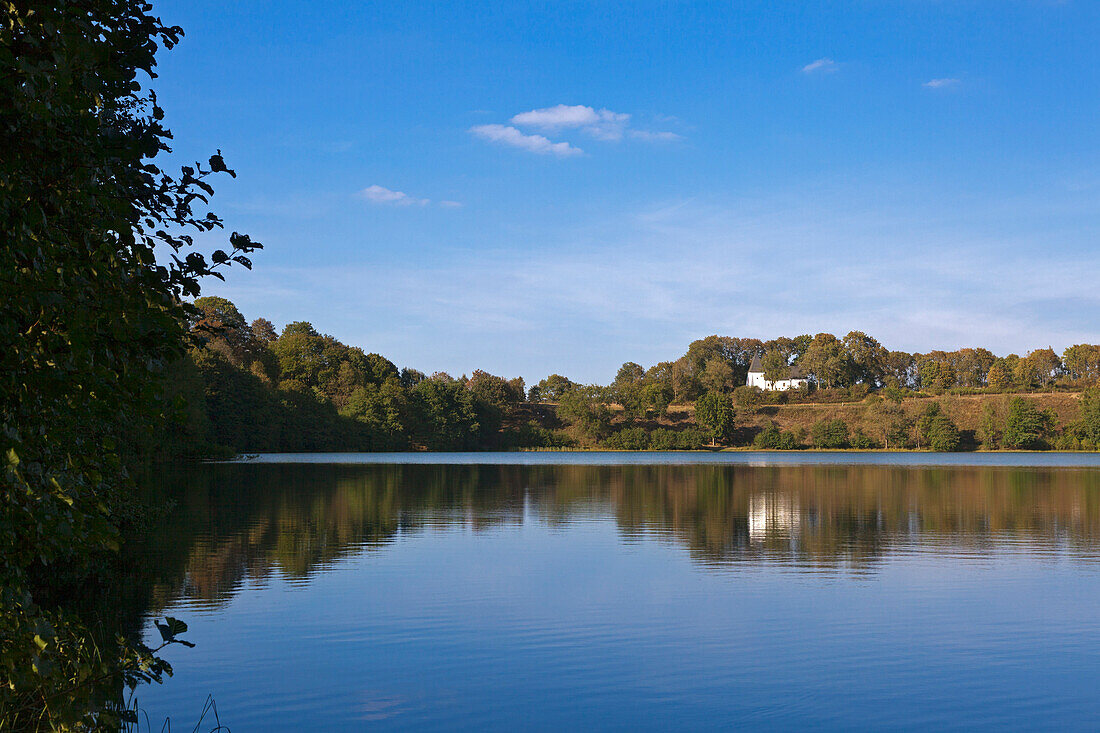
[181,296,537,453]
[182,307,1100,453]
[544,333,1100,408]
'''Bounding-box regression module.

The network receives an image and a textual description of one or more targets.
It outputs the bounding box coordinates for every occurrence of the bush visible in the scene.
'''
[753,425,800,450]
[1081,389,1100,444]
[647,428,708,450]
[916,403,960,451]
[1003,397,1054,450]
[776,431,799,450]
[733,385,762,407]
[849,384,871,401]
[605,427,650,450]
[811,419,850,448]
[849,429,877,449]
[753,426,781,449]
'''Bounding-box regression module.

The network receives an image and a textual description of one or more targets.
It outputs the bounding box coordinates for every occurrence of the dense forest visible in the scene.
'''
[183,297,1100,454]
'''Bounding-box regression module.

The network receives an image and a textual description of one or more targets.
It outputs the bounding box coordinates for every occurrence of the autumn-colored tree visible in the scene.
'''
[762,350,790,384]
[1063,344,1100,382]
[803,333,848,388]
[1025,348,1061,387]
[843,331,888,386]
[986,360,1014,391]
[864,395,912,450]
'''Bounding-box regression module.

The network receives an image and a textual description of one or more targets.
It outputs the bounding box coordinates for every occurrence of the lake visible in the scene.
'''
[134,452,1100,730]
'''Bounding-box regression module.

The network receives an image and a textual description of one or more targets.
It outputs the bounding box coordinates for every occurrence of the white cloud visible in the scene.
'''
[802,58,838,74]
[509,104,679,143]
[924,78,961,89]
[511,104,631,140]
[511,104,605,128]
[439,200,463,208]
[357,184,429,206]
[469,124,583,157]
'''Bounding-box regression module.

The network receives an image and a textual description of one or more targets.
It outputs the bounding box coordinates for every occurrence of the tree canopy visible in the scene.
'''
[2,1,259,726]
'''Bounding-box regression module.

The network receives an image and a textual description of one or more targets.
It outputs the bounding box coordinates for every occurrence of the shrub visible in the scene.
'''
[753,426,781,449]
[916,403,960,451]
[605,427,650,451]
[849,384,871,401]
[1003,397,1054,450]
[753,425,800,450]
[776,431,799,450]
[1080,389,1100,444]
[811,419,850,449]
[733,385,762,407]
[849,429,877,449]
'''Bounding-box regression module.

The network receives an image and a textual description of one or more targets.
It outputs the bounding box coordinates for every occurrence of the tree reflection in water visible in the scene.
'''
[134,463,1100,614]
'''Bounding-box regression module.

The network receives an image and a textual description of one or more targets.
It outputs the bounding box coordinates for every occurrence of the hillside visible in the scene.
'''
[529,391,1096,451]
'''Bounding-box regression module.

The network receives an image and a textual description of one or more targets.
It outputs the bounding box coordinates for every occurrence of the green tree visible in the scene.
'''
[700,356,736,394]
[694,392,735,445]
[915,403,960,451]
[531,374,576,402]
[1077,389,1100,444]
[811,419,850,449]
[410,378,484,450]
[977,403,1001,449]
[1003,397,1054,449]
[864,395,912,450]
[467,369,524,410]
[1063,344,1100,382]
[640,382,674,418]
[614,362,645,387]
[803,333,848,388]
[762,350,790,385]
[251,317,278,345]
[2,1,259,726]
[918,358,956,392]
[1013,356,1040,389]
[341,380,410,450]
[557,386,613,442]
[843,331,888,386]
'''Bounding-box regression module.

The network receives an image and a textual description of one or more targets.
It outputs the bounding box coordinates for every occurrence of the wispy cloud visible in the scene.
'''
[469,124,583,157]
[357,184,430,206]
[923,78,961,89]
[628,129,682,142]
[802,58,838,74]
[211,185,1100,384]
[439,200,464,208]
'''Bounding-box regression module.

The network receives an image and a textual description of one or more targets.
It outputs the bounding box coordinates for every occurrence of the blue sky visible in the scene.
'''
[155,0,1100,384]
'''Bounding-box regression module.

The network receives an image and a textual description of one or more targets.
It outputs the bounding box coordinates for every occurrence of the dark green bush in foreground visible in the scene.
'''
[2,3,257,727]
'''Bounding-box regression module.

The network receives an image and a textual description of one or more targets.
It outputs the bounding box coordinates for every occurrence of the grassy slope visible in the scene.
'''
[740,392,1082,435]
[522,392,1087,449]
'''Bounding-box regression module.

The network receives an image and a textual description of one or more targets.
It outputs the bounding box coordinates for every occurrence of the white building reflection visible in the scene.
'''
[748,492,800,544]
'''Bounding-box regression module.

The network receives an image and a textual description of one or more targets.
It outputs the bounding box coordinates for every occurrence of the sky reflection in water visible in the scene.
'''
[138,459,1100,731]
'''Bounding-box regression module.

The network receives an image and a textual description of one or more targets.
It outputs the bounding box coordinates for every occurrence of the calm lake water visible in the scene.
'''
[135,453,1100,731]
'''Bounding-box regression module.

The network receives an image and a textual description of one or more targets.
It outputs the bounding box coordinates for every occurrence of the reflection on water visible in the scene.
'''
[748,493,799,544]
[145,463,1100,612]
[131,461,1100,731]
